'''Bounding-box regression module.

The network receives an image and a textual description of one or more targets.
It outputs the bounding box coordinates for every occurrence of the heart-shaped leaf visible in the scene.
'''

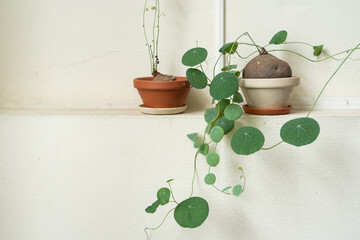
[182,47,208,67]
[222,186,232,192]
[232,92,244,103]
[186,68,208,89]
[174,197,209,228]
[210,72,239,100]
[219,42,238,54]
[313,45,324,56]
[221,65,238,72]
[187,133,198,142]
[280,117,320,147]
[231,127,265,155]
[269,30,288,45]
[145,200,160,213]
[199,143,209,156]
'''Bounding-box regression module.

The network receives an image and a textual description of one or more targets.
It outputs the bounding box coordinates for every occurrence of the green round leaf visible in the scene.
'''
[217,99,230,112]
[232,185,243,196]
[232,92,244,103]
[269,30,288,45]
[206,152,220,167]
[280,117,320,147]
[204,108,219,123]
[210,72,239,100]
[313,45,324,56]
[215,116,234,135]
[174,197,209,228]
[210,126,224,143]
[224,104,243,121]
[199,144,209,156]
[186,68,208,89]
[182,47,208,67]
[204,173,216,185]
[219,42,238,54]
[157,188,171,206]
[231,127,265,155]
[145,200,160,214]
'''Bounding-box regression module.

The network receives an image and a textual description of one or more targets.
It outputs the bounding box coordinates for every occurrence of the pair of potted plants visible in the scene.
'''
[133,2,302,115]
[134,0,360,239]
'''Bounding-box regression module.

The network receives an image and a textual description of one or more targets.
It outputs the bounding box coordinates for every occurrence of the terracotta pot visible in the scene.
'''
[133,77,190,108]
[239,76,300,108]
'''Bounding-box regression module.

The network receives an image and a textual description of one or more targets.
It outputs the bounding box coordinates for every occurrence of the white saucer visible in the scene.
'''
[138,104,187,115]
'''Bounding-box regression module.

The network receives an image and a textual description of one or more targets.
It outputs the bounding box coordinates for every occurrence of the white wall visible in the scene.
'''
[0,110,360,240]
[1,1,360,240]
[0,0,216,110]
[226,0,360,99]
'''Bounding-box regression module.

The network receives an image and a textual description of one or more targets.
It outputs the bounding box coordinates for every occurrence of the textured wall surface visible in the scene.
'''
[0,0,216,109]
[0,0,360,240]
[0,110,360,240]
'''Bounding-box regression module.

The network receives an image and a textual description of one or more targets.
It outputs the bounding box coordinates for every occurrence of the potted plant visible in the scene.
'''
[133,0,191,115]
[143,30,360,238]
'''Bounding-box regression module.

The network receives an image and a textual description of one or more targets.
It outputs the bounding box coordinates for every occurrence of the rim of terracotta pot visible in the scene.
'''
[239,76,300,88]
[133,77,190,90]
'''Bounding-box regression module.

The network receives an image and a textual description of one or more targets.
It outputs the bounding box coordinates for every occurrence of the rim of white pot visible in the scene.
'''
[239,76,300,88]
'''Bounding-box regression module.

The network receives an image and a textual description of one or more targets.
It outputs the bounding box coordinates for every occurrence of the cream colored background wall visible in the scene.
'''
[0,0,216,109]
[1,1,360,240]
[226,0,360,100]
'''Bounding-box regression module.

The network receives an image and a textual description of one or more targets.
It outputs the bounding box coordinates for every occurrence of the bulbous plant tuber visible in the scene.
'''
[243,48,292,78]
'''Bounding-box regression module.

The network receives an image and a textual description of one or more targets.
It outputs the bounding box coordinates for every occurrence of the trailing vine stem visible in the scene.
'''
[144,207,175,240]
[168,181,178,204]
[306,43,360,117]
[189,127,208,198]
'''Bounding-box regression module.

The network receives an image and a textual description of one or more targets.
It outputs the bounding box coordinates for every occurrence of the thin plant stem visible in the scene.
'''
[246,32,261,52]
[143,0,154,73]
[189,128,207,198]
[155,0,160,71]
[168,182,178,204]
[213,54,223,78]
[306,43,360,117]
[152,0,159,72]
[189,150,200,198]
[261,141,283,150]
[144,207,175,240]
[200,63,211,82]
[268,48,360,63]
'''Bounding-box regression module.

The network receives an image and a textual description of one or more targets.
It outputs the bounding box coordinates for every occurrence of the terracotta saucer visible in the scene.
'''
[138,104,187,115]
[242,104,292,115]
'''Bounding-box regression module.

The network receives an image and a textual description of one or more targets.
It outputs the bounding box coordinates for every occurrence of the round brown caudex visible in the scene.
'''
[243,48,292,78]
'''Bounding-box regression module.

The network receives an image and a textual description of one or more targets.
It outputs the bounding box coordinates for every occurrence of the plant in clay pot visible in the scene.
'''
[133,0,190,114]
[143,30,360,239]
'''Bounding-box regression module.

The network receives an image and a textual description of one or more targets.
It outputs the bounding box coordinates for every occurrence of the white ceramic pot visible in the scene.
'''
[239,76,300,108]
